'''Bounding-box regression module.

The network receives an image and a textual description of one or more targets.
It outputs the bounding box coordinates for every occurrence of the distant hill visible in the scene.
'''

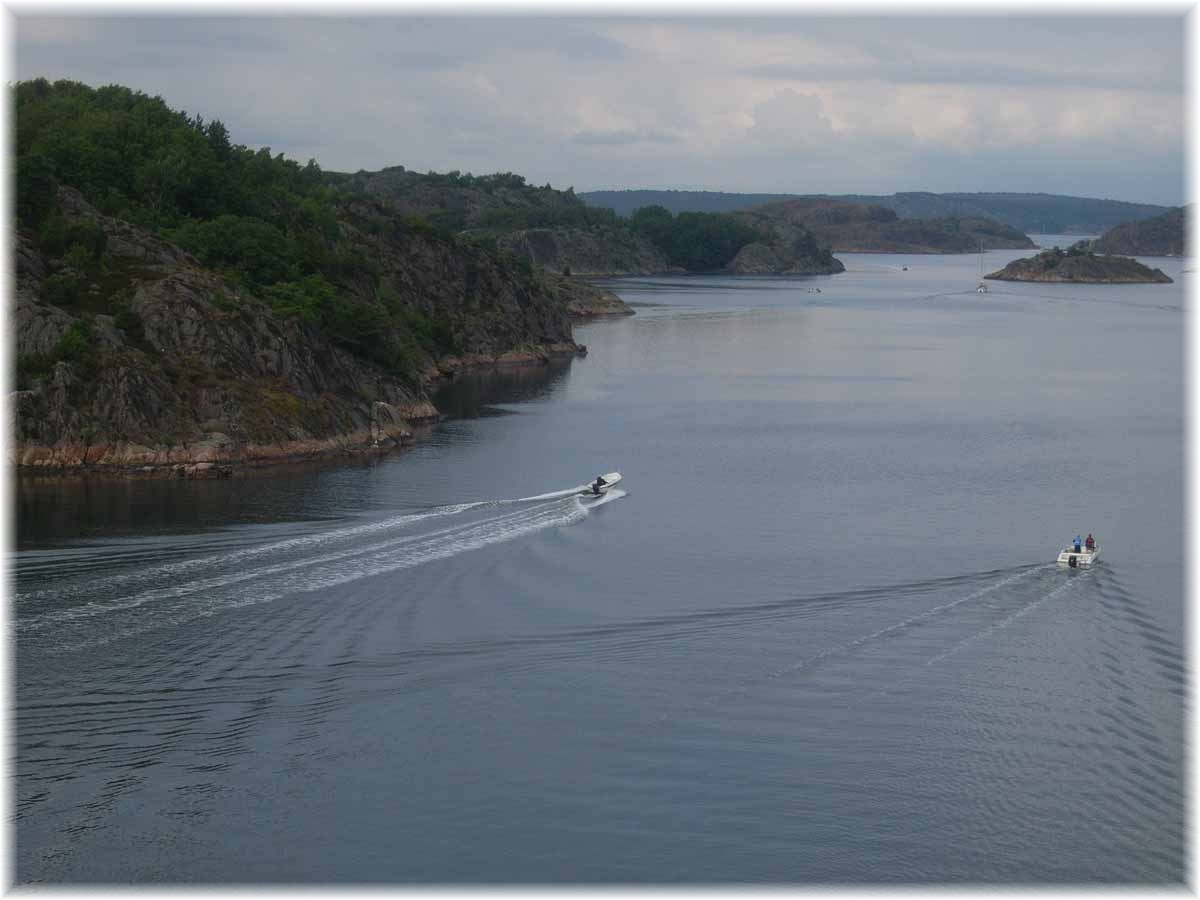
[329,169,839,276]
[1092,207,1186,257]
[582,190,1172,234]
[581,190,796,217]
[732,198,1035,253]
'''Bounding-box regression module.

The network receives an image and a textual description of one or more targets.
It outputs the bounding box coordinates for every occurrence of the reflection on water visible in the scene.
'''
[16,362,577,548]
[431,359,573,418]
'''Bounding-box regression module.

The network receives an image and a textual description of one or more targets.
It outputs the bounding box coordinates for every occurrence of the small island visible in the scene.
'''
[985,241,1173,284]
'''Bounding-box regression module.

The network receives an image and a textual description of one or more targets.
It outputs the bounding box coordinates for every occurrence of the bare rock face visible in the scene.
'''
[57,186,198,269]
[15,232,47,289]
[726,238,845,275]
[727,242,790,274]
[14,294,73,356]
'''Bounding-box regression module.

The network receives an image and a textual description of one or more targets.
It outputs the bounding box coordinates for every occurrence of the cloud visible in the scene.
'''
[12,14,1187,206]
[740,59,1182,95]
[572,128,681,146]
[746,89,835,147]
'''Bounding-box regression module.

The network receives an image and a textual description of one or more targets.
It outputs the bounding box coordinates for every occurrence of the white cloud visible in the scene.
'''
[746,89,836,147]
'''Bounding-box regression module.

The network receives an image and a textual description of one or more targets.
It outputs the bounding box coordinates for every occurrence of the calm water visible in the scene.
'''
[14,240,1186,883]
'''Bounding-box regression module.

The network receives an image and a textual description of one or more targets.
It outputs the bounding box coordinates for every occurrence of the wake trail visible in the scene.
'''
[829,568,1091,715]
[15,499,567,634]
[17,484,628,649]
[921,571,1080,668]
[693,563,1050,711]
[508,486,591,502]
[16,484,597,606]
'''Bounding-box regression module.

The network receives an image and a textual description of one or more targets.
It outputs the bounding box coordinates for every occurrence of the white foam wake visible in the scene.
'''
[508,486,591,502]
[16,482,614,608]
[17,485,628,648]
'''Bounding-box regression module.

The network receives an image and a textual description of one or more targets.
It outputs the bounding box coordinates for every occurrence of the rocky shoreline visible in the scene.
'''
[12,183,593,479]
[14,343,586,479]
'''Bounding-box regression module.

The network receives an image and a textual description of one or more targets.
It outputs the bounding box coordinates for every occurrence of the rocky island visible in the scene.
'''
[985,242,1173,284]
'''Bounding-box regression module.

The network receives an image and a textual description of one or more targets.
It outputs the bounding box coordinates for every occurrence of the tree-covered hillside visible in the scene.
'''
[326,166,622,234]
[1092,207,1186,256]
[12,79,598,470]
[627,206,765,271]
[16,79,410,368]
[15,78,606,388]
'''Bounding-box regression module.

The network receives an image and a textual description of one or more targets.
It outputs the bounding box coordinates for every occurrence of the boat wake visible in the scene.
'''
[683,562,1071,715]
[15,485,626,652]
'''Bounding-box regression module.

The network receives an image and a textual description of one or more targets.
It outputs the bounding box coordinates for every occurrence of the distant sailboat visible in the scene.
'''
[976,240,988,293]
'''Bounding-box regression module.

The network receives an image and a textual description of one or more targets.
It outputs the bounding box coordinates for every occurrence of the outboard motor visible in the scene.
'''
[1068,555,1078,568]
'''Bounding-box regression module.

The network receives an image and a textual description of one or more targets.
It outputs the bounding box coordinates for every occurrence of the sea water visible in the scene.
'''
[14,241,1185,883]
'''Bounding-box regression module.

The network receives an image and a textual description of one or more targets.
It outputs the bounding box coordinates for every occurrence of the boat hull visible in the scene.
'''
[1057,546,1100,567]
[580,472,622,497]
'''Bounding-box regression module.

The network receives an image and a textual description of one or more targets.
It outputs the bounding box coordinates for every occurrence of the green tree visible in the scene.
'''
[16,152,58,226]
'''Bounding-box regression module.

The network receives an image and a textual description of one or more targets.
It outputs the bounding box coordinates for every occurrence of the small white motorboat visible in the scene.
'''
[580,472,621,497]
[1057,543,1100,567]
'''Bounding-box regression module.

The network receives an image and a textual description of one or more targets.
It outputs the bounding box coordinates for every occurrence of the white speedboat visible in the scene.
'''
[1057,544,1100,567]
[580,472,621,497]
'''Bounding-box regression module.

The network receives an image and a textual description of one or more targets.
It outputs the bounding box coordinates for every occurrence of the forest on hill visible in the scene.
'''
[581,189,1171,234]
[12,79,594,469]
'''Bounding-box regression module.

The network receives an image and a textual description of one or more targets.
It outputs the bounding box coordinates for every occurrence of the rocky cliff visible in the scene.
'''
[13,188,587,474]
[543,275,635,318]
[496,227,674,276]
[726,239,845,275]
[723,203,845,275]
[1092,207,1186,257]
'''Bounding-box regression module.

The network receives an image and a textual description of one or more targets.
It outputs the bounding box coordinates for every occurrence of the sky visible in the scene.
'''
[10,7,1190,206]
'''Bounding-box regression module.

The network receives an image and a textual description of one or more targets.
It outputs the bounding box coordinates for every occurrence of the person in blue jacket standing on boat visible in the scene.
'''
[1073,535,1082,552]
